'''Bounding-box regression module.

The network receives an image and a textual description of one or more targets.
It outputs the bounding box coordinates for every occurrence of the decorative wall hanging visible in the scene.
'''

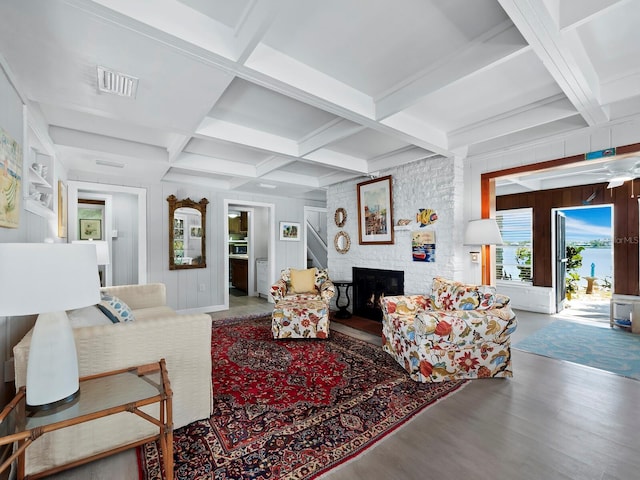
[334,208,347,227]
[279,221,300,241]
[357,175,394,245]
[334,231,351,254]
[412,230,436,262]
[0,126,22,229]
[416,208,438,227]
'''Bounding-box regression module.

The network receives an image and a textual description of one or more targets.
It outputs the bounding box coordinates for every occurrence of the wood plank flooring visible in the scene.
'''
[44,303,640,480]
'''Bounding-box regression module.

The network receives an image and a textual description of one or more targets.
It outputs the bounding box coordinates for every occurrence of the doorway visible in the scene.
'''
[553,205,613,323]
[223,199,276,310]
[68,181,147,285]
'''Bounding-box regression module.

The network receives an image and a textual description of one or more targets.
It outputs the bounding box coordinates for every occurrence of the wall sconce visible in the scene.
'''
[470,251,480,263]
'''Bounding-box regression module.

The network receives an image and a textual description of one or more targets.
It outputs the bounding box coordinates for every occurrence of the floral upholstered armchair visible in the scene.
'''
[381,277,517,382]
[270,268,335,339]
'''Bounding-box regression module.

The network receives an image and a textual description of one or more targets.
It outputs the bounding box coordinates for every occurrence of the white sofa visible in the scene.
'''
[13,283,213,477]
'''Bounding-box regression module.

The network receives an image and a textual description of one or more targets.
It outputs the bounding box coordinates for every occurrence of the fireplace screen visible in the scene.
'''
[352,267,404,321]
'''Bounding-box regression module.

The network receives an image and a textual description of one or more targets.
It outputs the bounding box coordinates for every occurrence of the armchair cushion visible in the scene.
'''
[431,276,496,311]
[290,267,317,293]
[270,268,335,303]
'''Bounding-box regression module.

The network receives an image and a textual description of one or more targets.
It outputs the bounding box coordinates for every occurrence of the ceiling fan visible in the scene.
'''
[588,157,640,189]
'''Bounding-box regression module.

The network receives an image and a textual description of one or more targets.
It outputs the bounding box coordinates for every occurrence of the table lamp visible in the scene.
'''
[464,218,504,284]
[0,243,100,410]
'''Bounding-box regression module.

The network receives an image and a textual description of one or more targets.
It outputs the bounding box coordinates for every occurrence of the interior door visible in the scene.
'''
[555,211,567,312]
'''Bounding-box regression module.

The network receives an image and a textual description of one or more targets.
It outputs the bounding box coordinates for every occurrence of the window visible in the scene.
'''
[496,208,533,284]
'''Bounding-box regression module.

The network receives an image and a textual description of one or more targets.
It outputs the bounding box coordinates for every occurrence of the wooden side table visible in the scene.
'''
[0,359,173,480]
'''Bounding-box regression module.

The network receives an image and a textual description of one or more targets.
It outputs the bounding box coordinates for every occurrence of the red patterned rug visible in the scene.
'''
[139,315,466,479]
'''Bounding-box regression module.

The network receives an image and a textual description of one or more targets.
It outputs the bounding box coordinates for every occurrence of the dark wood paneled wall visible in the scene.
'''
[496,181,639,295]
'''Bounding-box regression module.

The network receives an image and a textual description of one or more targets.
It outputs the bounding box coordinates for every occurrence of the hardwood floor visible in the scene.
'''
[45,301,640,480]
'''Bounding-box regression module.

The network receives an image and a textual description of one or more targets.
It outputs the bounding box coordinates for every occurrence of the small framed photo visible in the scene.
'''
[79,219,102,240]
[190,226,202,238]
[279,221,300,241]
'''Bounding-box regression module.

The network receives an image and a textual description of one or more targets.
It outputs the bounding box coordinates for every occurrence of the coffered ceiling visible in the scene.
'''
[1,0,639,200]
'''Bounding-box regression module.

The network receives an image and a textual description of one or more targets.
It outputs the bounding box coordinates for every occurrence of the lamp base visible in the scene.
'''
[25,311,80,410]
[26,388,79,413]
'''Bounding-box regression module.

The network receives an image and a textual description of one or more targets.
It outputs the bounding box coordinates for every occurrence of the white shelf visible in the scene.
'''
[24,198,55,217]
[28,166,51,188]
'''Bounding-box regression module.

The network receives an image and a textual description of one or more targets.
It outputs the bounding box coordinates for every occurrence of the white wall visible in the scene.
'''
[327,156,464,299]
[69,170,324,313]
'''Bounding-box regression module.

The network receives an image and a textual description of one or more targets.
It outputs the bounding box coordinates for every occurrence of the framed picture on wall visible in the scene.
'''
[357,175,394,245]
[57,180,67,238]
[279,221,300,241]
[79,219,102,240]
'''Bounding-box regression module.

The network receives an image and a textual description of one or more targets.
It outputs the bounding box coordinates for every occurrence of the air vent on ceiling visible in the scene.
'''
[258,183,277,189]
[96,66,138,98]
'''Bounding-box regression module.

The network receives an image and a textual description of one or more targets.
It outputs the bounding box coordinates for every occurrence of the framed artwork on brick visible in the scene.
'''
[357,175,394,245]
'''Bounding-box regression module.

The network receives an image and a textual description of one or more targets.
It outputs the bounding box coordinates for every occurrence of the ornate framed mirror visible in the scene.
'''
[167,195,208,270]
[334,208,347,227]
[334,231,351,254]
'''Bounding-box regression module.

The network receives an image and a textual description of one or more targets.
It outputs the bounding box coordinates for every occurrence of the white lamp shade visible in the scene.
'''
[72,240,110,265]
[464,219,503,246]
[0,243,101,316]
[0,243,101,409]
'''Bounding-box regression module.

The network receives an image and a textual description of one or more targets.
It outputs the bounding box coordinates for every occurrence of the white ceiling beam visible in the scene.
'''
[173,153,257,177]
[228,177,254,189]
[556,0,628,31]
[317,170,364,188]
[302,150,369,174]
[166,134,191,163]
[255,156,295,177]
[162,171,231,189]
[49,126,168,163]
[233,0,291,64]
[196,117,298,157]
[368,147,440,173]
[375,23,528,121]
[380,112,449,151]
[245,43,375,119]
[87,0,237,59]
[449,96,577,150]
[260,170,320,188]
[298,119,366,157]
[498,0,609,126]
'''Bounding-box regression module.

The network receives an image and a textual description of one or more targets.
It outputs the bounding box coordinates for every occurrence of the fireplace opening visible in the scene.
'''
[352,267,404,321]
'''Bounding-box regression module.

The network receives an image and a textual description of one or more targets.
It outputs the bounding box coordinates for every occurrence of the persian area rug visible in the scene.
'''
[515,320,640,380]
[139,315,466,480]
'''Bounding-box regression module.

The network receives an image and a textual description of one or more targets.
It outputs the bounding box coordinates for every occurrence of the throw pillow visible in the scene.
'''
[67,305,112,328]
[97,293,136,323]
[290,268,317,294]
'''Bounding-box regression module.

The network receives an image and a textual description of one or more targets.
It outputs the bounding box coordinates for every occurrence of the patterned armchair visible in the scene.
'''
[270,268,335,339]
[381,277,517,382]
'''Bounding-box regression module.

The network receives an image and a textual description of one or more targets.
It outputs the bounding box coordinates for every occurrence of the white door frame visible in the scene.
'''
[223,199,275,309]
[68,181,147,284]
